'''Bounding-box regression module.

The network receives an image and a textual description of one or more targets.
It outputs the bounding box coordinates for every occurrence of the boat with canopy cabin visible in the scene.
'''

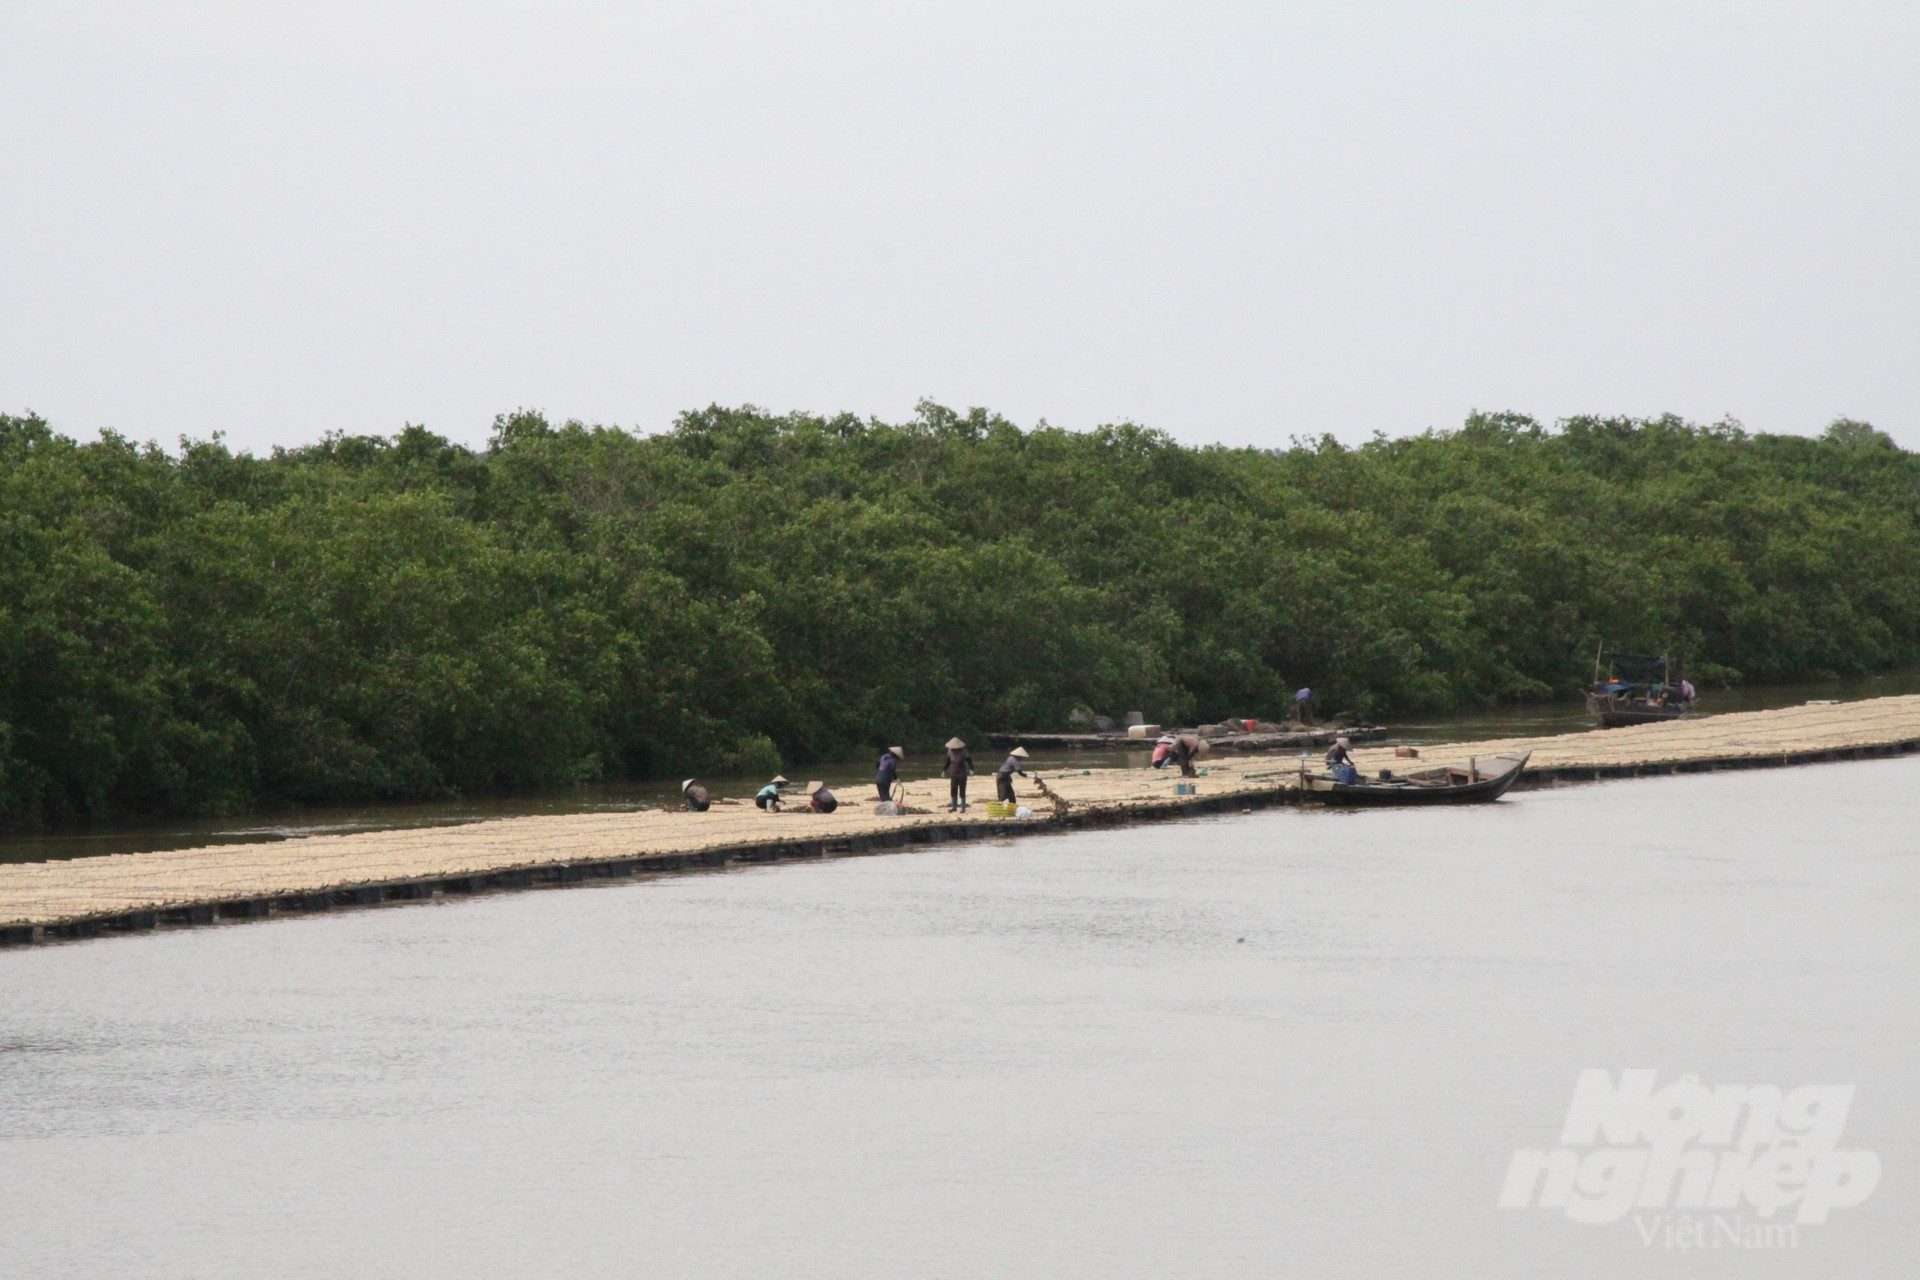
[1586,648,1692,728]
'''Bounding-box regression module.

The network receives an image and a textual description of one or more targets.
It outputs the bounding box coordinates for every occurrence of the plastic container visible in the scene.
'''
[985,801,1017,819]
[1174,782,1198,796]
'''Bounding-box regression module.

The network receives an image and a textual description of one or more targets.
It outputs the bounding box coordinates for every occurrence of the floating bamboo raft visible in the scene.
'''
[5,696,1920,945]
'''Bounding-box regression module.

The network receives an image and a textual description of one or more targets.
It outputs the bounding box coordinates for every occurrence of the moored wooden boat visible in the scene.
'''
[1301,751,1531,806]
[1588,647,1692,729]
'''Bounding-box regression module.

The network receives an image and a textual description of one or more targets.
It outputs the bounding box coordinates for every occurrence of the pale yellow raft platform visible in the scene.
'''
[5,695,1920,944]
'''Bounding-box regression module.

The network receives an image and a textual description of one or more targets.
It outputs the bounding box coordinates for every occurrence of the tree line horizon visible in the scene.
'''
[2,402,1915,830]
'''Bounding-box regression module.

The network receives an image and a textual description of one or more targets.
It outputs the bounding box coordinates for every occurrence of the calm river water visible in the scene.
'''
[2,756,1914,1277]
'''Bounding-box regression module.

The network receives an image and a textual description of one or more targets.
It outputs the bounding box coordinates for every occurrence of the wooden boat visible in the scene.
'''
[1586,648,1692,729]
[1301,751,1531,806]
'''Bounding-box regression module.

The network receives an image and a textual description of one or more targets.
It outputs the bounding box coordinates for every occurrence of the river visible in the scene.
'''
[1,754,1913,1276]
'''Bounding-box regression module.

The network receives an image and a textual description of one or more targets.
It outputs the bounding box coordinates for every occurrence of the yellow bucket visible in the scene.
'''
[985,801,1017,819]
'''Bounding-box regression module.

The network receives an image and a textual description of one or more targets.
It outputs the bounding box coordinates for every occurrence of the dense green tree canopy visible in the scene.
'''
[3,404,1916,827]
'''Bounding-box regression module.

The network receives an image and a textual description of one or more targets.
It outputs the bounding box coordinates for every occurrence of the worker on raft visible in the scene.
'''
[680,778,711,812]
[944,737,974,812]
[875,746,905,802]
[806,781,839,814]
[995,746,1031,802]
[1170,732,1209,777]
[1292,687,1314,726]
[1325,736,1359,784]
[1151,734,1176,769]
[755,775,790,811]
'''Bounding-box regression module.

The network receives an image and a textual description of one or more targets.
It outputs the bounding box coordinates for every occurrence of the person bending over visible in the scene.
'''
[995,747,1030,802]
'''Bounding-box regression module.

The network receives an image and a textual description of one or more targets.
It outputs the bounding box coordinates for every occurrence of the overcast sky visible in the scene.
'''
[4,1,1916,454]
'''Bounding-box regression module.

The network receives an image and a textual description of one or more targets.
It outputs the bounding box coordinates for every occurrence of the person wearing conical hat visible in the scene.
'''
[994,746,1031,803]
[754,775,790,812]
[680,778,711,812]
[875,746,905,802]
[943,737,973,812]
[806,780,838,814]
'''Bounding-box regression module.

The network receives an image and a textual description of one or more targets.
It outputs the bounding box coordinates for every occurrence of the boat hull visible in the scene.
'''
[1587,694,1689,728]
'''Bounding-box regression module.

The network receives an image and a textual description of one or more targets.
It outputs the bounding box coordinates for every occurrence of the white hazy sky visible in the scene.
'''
[3,1,1916,454]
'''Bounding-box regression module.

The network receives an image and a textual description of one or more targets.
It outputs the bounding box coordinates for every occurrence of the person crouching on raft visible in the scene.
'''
[875,746,904,802]
[755,775,790,811]
[681,778,711,812]
[1150,735,1175,769]
[806,781,838,814]
[944,737,973,811]
[1325,737,1359,784]
[995,746,1030,802]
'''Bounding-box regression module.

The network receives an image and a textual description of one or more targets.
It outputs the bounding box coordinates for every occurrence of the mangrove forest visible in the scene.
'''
[2,404,1916,828]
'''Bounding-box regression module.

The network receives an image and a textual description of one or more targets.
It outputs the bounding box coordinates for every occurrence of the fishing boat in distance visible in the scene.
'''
[1300,751,1531,807]
[1586,648,1693,728]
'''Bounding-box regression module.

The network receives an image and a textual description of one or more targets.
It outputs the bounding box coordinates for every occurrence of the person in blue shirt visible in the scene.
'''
[754,775,789,811]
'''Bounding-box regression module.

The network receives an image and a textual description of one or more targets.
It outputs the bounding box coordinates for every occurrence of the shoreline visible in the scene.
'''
[6,695,1920,948]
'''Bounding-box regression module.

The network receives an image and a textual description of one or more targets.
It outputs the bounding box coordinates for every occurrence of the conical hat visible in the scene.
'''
[770,775,789,785]
[805,780,825,795]
[1010,747,1029,758]
[946,737,966,749]
[889,746,905,757]
[681,778,696,791]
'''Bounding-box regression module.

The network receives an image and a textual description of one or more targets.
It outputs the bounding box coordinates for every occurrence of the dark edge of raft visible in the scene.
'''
[7,735,1920,950]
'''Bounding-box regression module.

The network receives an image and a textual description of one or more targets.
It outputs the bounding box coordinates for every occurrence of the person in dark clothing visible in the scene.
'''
[680,778,711,812]
[806,781,838,814]
[1171,732,1207,777]
[995,746,1030,802]
[944,737,973,811]
[875,746,904,802]
[1325,736,1359,784]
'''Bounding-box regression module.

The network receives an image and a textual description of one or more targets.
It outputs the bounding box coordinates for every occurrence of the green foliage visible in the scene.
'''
[4,405,1918,827]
